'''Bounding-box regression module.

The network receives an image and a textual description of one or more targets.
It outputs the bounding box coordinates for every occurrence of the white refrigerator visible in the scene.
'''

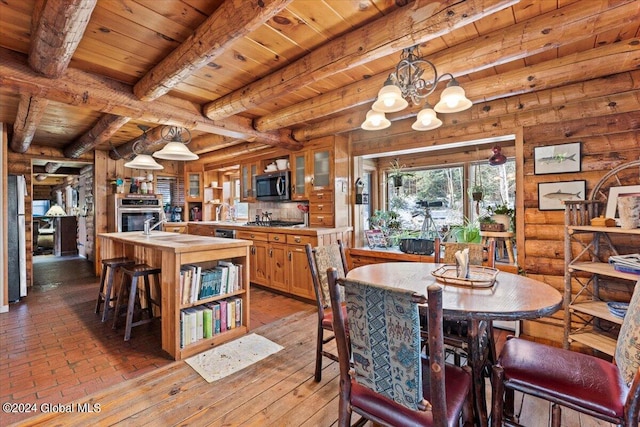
[8,174,27,302]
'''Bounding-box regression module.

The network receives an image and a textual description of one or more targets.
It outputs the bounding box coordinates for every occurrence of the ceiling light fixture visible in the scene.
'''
[362,45,472,131]
[152,126,199,161]
[124,126,164,170]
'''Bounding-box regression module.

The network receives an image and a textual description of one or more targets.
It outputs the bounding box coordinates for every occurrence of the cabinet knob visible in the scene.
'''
[269,249,273,257]
[288,251,292,261]
[294,237,301,243]
[250,233,255,238]
[273,236,280,241]
[317,205,323,210]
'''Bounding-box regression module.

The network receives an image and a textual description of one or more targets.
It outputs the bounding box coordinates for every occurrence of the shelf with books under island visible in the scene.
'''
[98,231,251,360]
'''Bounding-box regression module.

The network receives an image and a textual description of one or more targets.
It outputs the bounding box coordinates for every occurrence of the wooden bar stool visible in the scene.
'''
[112,264,162,341]
[480,231,515,264]
[95,257,135,322]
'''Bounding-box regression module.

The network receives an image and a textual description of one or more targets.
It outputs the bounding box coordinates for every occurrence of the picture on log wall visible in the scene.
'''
[538,180,586,211]
[533,142,581,175]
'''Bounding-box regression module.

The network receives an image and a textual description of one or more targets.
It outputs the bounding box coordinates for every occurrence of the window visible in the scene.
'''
[385,159,515,237]
[231,177,248,220]
[156,176,184,207]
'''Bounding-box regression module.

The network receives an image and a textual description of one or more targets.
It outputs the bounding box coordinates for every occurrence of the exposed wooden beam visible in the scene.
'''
[11,0,97,153]
[134,0,293,101]
[256,0,639,133]
[109,126,166,160]
[0,47,296,149]
[63,114,131,158]
[29,0,97,78]
[44,162,61,173]
[203,0,518,120]
[296,40,640,141]
[10,95,49,153]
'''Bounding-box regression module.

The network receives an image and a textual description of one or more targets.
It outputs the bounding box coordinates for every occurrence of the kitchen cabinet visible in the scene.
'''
[240,162,258,202]
[310,147,333,192]
[186,172,203,200]
[236,230,268,285]
[290,151,308,200]
[163,223,187,233]
[563,200,639,356]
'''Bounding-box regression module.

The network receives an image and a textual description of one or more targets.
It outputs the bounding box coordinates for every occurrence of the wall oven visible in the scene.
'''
[108,194,164,232]
[255,171,291,201]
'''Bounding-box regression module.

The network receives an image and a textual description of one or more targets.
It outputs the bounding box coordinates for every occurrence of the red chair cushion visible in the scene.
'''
[499,338,627,419]
[350,361,471,427]
[322,305,347,330]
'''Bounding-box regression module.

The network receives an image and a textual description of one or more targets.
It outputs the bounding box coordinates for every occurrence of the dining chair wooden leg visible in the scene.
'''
[491,365,505,427]
[314,323,324,382]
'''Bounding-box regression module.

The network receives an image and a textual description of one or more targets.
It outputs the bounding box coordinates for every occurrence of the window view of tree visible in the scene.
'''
[383,159,515,240]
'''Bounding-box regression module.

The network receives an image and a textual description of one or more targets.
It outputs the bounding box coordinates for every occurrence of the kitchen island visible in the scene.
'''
[98,231,251,360]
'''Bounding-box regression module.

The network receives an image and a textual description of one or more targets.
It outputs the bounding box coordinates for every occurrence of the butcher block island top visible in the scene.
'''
[99,231,251,360]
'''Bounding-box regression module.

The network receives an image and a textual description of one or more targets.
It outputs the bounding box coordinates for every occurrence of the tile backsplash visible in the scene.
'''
[249,201,308,222]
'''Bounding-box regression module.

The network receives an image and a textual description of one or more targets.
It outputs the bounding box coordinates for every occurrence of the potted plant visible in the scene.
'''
[450,219,481,243]
[471,184,484,202]
[478,215,504,232]
[388,158,412,189]
[488,203,515,231]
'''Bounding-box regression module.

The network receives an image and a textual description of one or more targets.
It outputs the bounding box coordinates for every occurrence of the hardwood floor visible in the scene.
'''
[2,256,613,426]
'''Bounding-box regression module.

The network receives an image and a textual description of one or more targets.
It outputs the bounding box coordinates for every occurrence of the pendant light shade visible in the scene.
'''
[45,204,67,216]
[124,153,164,170]
[361,110,391,131]
[411,107,443,131]
[434,81,472,113]
[153,141,199,160]
[371,79,408,113]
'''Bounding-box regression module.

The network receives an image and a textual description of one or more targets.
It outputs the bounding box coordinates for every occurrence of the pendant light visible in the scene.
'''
[152,126,199,161]
[124,126,164,170]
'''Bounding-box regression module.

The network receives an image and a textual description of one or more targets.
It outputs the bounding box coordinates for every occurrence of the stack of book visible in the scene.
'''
[180,260,243,304]
[179,297,243,348]
[609,254,640,275]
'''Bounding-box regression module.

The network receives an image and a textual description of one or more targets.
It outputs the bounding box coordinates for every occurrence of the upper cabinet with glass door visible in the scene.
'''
[240,162,258,202]
[310,147,333,192]
[290,151,308,200]
[186,171,203,201]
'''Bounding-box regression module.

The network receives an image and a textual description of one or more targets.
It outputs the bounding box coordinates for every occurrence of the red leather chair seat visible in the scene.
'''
[351,359,471,427]
[499,338,627,419]
[321,305,348,330]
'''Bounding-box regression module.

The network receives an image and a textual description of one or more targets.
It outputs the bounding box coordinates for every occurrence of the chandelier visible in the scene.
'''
[124,125,164,170]
[153,126,199,161]
[361,45,472,131]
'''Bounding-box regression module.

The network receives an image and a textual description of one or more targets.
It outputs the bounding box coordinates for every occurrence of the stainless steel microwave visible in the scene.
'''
[255,171,291,201]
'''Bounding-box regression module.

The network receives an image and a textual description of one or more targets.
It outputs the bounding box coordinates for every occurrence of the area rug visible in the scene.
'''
[185,333,284,383]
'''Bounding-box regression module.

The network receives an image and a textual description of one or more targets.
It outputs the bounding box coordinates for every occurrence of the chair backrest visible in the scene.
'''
[615,279,640,387]
[327,267,447,416]
[435,239,496,267]
[305,241,348,310]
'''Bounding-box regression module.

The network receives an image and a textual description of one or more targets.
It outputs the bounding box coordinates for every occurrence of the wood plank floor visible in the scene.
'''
[2,255,614,427]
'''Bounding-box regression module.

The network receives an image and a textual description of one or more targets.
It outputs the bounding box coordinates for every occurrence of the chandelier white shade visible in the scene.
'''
[363,45,471,131]
[361,110,391,131]
[153,141,199,160]
[411,107,443,131]
[371,82,408,113]
[433,83,472,113]
[125,153,164,170]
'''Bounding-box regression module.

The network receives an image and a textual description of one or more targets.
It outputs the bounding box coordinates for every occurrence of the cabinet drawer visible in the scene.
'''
[163,225,186,234]
[310,202,333,214]
[309,214,334,227]
[309,191,334,202]
[268,233,287,243]
[236,230,268,241]
[187,224,215,236]
[286,234,317,246]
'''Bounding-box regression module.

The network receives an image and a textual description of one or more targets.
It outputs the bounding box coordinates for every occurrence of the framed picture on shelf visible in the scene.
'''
[605,185,640,225]
[538,180,586,211]
[533,142,581,175]
[364,229,388,248]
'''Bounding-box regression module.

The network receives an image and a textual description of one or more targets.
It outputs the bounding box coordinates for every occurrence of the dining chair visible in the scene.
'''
[433,239,497,367]
[327,267,473,427]
[305,241,349,382]
[491,279,640,427]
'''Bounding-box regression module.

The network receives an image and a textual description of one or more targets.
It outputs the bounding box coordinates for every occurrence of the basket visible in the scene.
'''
[398,238,435,255]
[431,265,499,288]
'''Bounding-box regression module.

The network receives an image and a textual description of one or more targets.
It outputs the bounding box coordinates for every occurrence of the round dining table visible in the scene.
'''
[346,262,562,427]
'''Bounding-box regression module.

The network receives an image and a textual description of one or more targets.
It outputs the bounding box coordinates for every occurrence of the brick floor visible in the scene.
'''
[0,255,313,426]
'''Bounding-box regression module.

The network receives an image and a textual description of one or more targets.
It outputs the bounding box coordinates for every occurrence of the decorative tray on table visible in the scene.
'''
[431,265,499,288]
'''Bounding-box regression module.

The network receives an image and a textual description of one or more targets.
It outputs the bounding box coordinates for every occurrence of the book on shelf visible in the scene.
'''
[195,307,204,341]
[233,297,242,328]
[219,300,228,332]
[228,299,236,330]
[203,305,213,339]
[218,261,238,292]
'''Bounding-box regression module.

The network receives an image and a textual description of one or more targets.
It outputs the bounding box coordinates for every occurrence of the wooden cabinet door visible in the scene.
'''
[288,245,314,299]
[268,243,288,292]
[240,162,257,202]
[252,240,269,285]
[290,151,308,200]
[310,148,333,192]
[186,172,203,200]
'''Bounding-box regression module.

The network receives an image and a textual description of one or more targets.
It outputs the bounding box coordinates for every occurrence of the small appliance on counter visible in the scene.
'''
[170,205,182,222]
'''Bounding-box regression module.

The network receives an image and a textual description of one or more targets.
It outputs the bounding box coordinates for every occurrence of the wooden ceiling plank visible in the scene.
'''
[259,0,639,133]
[10,95,49,153]
[133,0,294,101]
[0,47,293,148]
[203,0,518,120]
[29,0,97,78]
[63,114,131,158]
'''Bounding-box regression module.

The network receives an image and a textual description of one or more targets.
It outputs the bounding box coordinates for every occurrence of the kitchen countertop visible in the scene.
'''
[98,231,250,253]
[186,221,352,235]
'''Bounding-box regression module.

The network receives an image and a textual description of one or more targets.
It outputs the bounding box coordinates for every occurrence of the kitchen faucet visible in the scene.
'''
[216,203,235,222]
[143,211,167,235]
